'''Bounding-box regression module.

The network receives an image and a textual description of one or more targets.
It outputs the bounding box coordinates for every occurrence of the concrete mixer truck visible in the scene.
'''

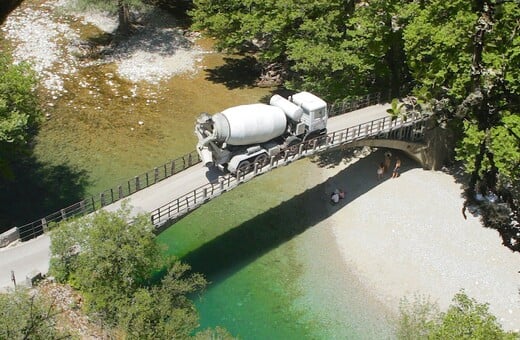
[195,91,328,174]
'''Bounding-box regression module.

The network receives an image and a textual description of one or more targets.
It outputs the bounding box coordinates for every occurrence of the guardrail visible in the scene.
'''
[12,151,201,242]
[328,92,386,117]
[150,111,429,228]
[1,91,394,246]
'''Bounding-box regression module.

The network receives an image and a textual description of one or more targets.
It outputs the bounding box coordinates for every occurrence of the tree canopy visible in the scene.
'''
[49,207,209,337]
[0,54,40,179]
[398,290,518,339]
[0,287,69,339]
[190,0,411,99]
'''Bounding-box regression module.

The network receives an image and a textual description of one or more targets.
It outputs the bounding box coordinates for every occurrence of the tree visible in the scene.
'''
[404,0,520,184]
[0,54,41,179]
[397,290,517,339]
[387,98,405,121]
[190,1,413,100]
[0,288,69,339]
[120,263,205,339]
[190,1,367,99]
[403,0,520,245]
[50,206,207,332]
[72,0,151,34]
[397,294,440,340]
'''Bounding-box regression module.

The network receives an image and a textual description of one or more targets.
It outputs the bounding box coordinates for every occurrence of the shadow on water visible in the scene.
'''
[0,153,90,233]
[204,56,261,89]
[180,150,416,282]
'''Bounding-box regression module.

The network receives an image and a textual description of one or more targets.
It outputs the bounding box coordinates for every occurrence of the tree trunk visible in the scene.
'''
[467,0,494,197]
[117,0,131,35]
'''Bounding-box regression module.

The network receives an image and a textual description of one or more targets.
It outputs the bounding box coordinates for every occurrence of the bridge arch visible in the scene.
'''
[343,139,428,169]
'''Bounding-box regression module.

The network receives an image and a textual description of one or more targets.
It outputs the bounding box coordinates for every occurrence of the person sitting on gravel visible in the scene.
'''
[331,191,340,204]
[331,189,345,204]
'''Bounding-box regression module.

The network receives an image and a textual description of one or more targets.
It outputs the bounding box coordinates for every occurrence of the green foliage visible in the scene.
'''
[0,288,69,339]
[0,54,40,178]
[49,219,83,285]
[403,0,520,205]
[457,113,520,181]
[397,290,518,339]
[120,263,206,339]
[455,121,487,175]
[49,206,208,336]
[403,0,476,101]
[190,0,408,100]
[0,55,39,144]
[397,294,440,340]
[387,98,405,121]
[489,114,520,180]
[430,291,518,339]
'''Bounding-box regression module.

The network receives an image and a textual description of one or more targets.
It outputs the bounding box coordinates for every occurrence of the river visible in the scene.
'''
[2,3,394,337]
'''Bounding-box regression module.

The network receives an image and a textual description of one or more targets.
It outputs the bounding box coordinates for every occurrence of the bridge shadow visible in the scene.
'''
[179,149,416,282]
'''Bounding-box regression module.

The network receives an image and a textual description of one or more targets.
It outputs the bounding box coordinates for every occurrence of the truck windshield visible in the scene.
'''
[313,108,325,118]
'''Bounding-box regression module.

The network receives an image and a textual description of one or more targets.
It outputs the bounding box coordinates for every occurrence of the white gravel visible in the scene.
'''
[1,1,79,98]
[1,0,204,96]
[322,150,520,332]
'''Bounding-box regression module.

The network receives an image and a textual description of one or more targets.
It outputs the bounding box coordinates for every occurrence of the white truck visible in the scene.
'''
[195,91,328,174]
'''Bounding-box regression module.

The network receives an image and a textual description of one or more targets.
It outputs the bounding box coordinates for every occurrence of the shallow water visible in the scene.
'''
[157,159,394,339]
[33,45,270,195]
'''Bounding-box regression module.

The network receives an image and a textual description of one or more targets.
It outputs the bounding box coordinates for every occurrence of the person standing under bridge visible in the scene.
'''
[392,157,401,178]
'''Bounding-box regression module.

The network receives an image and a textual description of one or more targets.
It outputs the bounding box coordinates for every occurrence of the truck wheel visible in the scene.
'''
[254,154,269,168]
[285,136,301,155]
[237,160,251,174]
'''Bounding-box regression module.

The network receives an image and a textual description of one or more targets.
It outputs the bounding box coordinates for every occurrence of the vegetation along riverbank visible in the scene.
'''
[1,0,519,338]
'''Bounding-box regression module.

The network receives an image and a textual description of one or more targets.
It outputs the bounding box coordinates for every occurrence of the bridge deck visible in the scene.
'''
[0,103,396,290]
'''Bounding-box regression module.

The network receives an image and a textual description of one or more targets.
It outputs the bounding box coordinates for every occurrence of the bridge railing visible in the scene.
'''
[328,92,386,117]
[12,150,201,242]
[95,150,201,207]
[2,92,395,245]
[150,111,429,227]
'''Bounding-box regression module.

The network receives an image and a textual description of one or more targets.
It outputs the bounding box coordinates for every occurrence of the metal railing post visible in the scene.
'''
[136,176,141,191]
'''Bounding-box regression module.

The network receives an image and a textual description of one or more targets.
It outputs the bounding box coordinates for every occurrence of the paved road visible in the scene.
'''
[0,103,390,291]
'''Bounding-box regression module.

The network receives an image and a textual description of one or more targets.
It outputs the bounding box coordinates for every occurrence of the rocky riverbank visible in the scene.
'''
[316,149,520,332]
[1,0,204,101]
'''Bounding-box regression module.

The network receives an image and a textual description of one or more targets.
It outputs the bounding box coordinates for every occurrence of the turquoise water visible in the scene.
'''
[157,160,395,339]
[158,161,319,338]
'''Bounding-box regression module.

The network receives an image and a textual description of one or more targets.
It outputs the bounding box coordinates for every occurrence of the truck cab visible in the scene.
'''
[290,91,328,134]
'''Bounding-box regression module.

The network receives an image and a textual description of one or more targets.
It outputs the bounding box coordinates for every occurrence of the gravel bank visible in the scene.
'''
[1,0,204,96]
[321,150,520,332]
